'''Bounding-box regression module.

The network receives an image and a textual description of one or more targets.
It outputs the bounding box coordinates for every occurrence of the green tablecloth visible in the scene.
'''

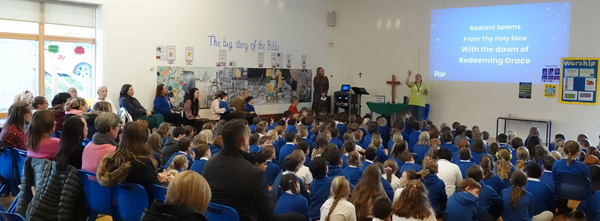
[366,102,409,115]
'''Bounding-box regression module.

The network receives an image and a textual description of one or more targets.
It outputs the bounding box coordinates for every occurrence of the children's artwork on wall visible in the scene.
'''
[157,66,312,110]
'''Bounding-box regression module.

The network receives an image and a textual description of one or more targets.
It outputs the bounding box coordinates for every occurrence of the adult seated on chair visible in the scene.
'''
[233,88,256,120]
[92,86,119,114]
[0,101,31,151]
[82,112,120,173]
[50,92,72,132]
[97,121,172,202]
[31,96,49,114]
[26,110,60,161]
[65,98,89,119]
[183,88,206,133]
[154,84,185,126]
[82,101,114,140]
[210,91,236,121]
[203,120,306,221]
[141,171,211,221]
[119,84,165,129]
[54,116,88,170]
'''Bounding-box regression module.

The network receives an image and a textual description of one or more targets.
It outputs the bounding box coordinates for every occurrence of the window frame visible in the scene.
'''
[0,22,95,118]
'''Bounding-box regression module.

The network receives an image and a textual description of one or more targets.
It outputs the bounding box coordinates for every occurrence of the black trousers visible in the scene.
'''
[162,112,185,126]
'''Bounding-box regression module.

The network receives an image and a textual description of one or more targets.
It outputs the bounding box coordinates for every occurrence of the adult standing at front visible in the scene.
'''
[405,70,428,121]
[119,84,164,129]
[154,84,185,126]
[202,120,305,221]
[92,86,118,114]
[312,67,329,113]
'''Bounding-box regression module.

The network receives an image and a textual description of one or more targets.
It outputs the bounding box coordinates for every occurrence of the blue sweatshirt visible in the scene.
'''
[483,174,508,195]
[343,166,363,187]
[285,125,297,134]
[249,144,260,154]
[393,158,404,177]
[219,100,232,113]
[337,124,348,139]
[209,144,220,156]
[539,171,554,191]
[153,96,173,115]
[552,158,591,180]
[441,142,459,152]
[501,187,535,221]
[446,191,479,221]
[379,125,390,146]
[381,177,395,201]
[399,162,422,175]
[274,192,309,221]
[471,151,488,165]
[524,179,554,215]
[271,172,310,205]
[413,144,430,165]
[360,133,372,149]
[327,165,347,178]
[408,131,421,152]
[376,146,389,164]
[424,174,448,216]
[308,177,333,220]
[247,104,255,113]
[278,143,297,168]
[341,154,348,168]
[456,160,477,179]
[477,181,503,218]
[189,159,207,175]
[249,125,256,133]
[361,160,373,171]
[589,191,600,221]
[330,138,344,150]
[265,161,281,186]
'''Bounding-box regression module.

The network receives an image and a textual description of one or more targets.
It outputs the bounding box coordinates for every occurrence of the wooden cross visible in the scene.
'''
[386,75,401,103]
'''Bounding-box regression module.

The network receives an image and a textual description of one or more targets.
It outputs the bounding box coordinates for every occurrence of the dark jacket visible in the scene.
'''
[96,154,164,202]
[161,138,179,166]
[202,145,274,221]
[141,199,209,221]
[82,111,101,140]
[15,157,87,221]
[119,96,148,117]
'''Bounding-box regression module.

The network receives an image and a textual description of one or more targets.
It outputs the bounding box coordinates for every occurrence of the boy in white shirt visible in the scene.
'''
[293,149,313,189]
[435,148,463,197]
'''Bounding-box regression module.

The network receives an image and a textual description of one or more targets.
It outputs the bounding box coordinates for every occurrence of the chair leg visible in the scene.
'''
[7,195,18,213]
[0,184,6,197]
[88,213,98,221]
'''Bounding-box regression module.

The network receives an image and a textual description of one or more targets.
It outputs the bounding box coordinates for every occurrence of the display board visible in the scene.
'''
[157,66,312,110]
[559,58,600,105]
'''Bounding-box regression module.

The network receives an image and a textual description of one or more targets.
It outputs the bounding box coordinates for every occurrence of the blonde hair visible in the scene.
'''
[168,155,188,171]
[14,90,34,103]
[370,135,381,148]
[156,122,171,138]
[165,171,212,213]
[550,151,563,160]
[516,147,529,170]
[325,177,351,221]
[416,131,430,146]
[193,134,209,146]
[497,148,513,179]
[392,133,404,144]
[66,98,87,111]
[199,129,214,144]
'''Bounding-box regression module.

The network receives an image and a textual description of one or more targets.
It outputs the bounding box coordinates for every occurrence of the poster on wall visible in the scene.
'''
[156,45,166,60]
[217,50,226,67]
[166,46,176,64]
[559,58,600,105]
[185,47,194,65]
[258,52,264,67]
[518,82,531,99]
[157,66,313,110]
[544,84,557,98]
[271,52,277,68]
[301,55,307,68]
[286,54,292,68]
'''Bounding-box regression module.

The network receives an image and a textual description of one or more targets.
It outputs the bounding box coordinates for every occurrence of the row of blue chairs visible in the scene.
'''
[0,212,26,221]
[0,147,26,213]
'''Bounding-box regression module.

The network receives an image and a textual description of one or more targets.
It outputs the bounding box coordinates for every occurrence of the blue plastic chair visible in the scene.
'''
[0,147,26,213]
[205,202,240,221]
[113,183,148,221]
[152,184,167,202]
[554,173,592,201]
[0,212,26,221]
[78,170,116,221]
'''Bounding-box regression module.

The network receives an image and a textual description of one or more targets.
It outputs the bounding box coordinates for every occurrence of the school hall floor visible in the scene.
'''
[0,196,586,221]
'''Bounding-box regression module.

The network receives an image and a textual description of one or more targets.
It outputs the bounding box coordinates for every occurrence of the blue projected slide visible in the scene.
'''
[429,2,571,83]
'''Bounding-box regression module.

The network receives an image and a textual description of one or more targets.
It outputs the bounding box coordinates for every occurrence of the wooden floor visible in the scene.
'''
[0,196,586,221]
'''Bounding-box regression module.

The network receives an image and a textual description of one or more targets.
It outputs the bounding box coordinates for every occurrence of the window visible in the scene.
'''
[0,1,96,117]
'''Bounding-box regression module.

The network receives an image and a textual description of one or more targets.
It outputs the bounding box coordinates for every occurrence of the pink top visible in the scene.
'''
[27,138,60,161]
[65,109,83,115]
[81,142,117,173]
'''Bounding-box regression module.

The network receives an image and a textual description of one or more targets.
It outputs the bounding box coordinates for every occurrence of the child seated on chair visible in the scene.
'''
[190,144,211,175]
[167,154,188,174]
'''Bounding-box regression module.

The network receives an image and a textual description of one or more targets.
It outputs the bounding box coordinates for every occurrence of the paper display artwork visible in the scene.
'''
[271,52,277,68]
[559,58,600,105]
[374,95,385,103]
[166,46,176,64]
[286,54,292,68]
[541,66,559,82]
[277,52,284,68]
[217,50,226,67]
[258,52,264,67]
[301,55,307,68]
[157,66,313,110]
[544,84,557,98]
[185,47,194,65]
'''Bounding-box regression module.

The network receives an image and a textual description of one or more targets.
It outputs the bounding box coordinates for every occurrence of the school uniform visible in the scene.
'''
[330,137,344,150]
[285,125,297,134]
[276,136,286,155]
[249,144,260,153]
[265,160,281,186]
[305,125,312,137]
[278,142,297,169]
[552,158,591,180]
[471,151,488,165]
[456,160,476,179]
[274,191,309,221]
[320,198,356,221]
[309,177,334,220]
[501,187,535,221]
[441,142,459,152]
[376,146,389,164]
[327,165,347,178]
[477,181,504,219]
[524,178,554,216]
[296,165,313,185]
[361,132,372,149]
[343,166,363,187]
[383,173,402,191]
[399,162,422,175]
[379,125,390,148]
[304,156,311,167]
[249,124,256,133]
[408,131,421,152]
[337,123,347,139]
[387,140,395,153]
[413,144,430,165]
[423,174,448,217]
[362,160,373,170]
[271,171,310,205]
[341,153,349,168]
[302,137,314,150]
[539,170,554,191]
[189,157,208,174]
[403,119,413,135]
[393,157,404,177]
[437,159,463,197]
[483,174,509,195]
[510,149,519,166]
[589,191,600,221]
[445,191,479,221]
[164,151,192,170]
[209,144,221,156]
[381,177,395,200]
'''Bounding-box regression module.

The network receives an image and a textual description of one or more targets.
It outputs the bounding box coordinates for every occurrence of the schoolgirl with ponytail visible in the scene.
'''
[392,180,436,221]
[418,159,447,218]
[552,140,591,180]
[319,176,356,221]
[496,148,517,186]
[515,147,530,171]
[383,159,401,191]
[479,154,508,196]
[274,173,309,220]
[501,170,535,220]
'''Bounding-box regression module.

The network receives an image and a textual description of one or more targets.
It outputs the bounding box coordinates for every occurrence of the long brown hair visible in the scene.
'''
[4,101,31,132]
[155,84,166,97]
[350,164,386,220]
[497,148,512,179]
[564,140,581,166]
[392,180,432,219]
[479,154,495,179]
[419,158,438,177]
[147,134,163,156]
[384,159,399,183]
[509,170,527,209]
[325,176,351,221]
[26,110,55,152]
[112,121,154,167]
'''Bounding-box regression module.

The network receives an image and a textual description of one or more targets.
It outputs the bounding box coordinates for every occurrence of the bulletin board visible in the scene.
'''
[559,58,600,105]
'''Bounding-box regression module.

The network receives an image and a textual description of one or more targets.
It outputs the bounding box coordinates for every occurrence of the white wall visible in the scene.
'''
[330,0,600,144]
[75,0,333,116]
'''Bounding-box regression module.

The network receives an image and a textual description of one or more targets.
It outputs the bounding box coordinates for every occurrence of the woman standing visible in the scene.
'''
[0,101,31,150]
[92,86,118,114]
[119,84,164,129]
[404,70,428,121]
[153,84,185,126]
[183,88,205,133]
[312,67,329,113]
